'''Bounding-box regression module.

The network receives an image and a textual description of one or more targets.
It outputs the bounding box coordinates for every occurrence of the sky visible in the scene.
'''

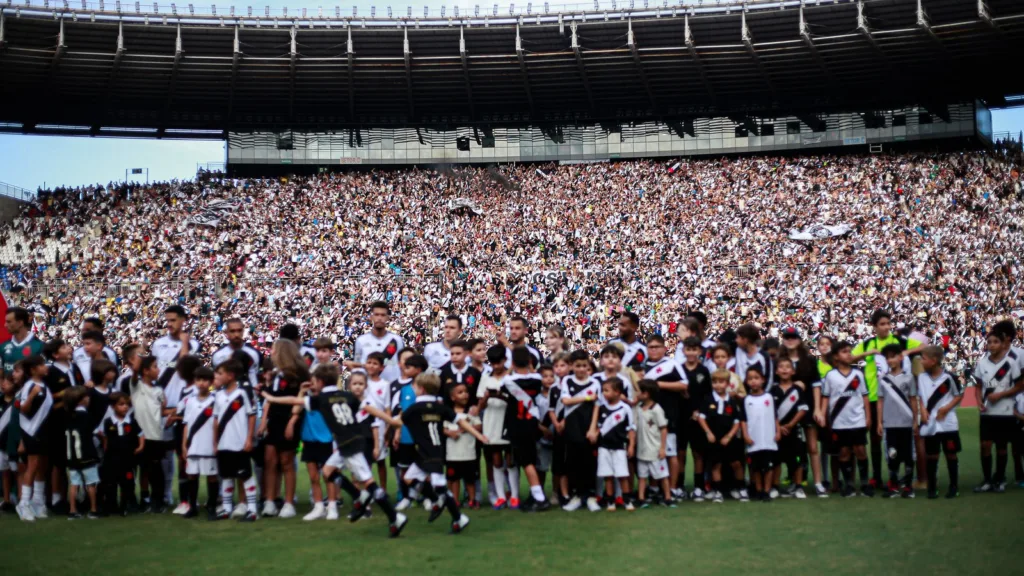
[0,0,1022,190]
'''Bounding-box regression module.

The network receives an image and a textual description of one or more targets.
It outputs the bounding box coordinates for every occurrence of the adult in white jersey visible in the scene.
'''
[498,316,542,370]
[211,318,263,389]
[72,317,119,383]
[971,328,1024,493]
[345,300,406,382]
[424,315,464,372]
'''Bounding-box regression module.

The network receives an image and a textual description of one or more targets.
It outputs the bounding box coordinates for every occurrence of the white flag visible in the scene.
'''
[788,224,852,241]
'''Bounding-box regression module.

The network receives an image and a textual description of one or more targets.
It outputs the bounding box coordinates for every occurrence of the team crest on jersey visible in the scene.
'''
[385,342,398,356]
[850,377,859,390]
[939,384,948,394]
[124,425,132,433]
[725,405,733,415]
[204,407,214,417]
[790,394,798,403]
[614,413,622,421]
[22,346,32,357]
[636,351,646,362]
[994,365,1010,380]
[231,401,241,410]
[466,375,475,385]
[764,400,769,406]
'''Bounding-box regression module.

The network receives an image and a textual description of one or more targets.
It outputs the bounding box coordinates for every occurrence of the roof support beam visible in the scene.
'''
[0,12,7,54]
[800,5,837,86]
[570,21,596,113]
[742,11,776,102]
[104,21,125,99]
[916,0,948,56]
[515,24,536,120]
[978,0,998,30]
[627,19,657,115]
[857,1,886,60]
[228,25,241,119]
[289,26,297,121]
[403,26,414,119]
[347,26,355,121]
[460,26,475,120]
[159,24,184,137]
[51,17,66,69]
[685,16,715,106]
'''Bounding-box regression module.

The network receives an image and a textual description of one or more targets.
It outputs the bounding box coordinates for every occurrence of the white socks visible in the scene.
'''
[220,479,234,511]
[530,485,545,502]
[243,477,258,513]
[493,466,507,500]
[32,481,45,507]
[21,485,31,503]
[507,467,520,499]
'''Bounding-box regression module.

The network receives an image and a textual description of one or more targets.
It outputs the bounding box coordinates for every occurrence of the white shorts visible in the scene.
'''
[405,462,446,488]
[186,456,218,477]
[325,451,373,483]
[69,465,100,488]
[375,426,390,462]
[0,452,17,472]
[637,459,669,480]
[665,433,678,458]
[596,447,629,479]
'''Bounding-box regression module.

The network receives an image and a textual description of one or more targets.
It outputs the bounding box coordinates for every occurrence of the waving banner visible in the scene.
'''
[788,224,852,241]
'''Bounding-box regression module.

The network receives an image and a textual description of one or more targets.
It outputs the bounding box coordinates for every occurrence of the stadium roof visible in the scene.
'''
[0,0,1022,138]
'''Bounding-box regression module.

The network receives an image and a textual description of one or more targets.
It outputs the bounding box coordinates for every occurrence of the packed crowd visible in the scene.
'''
[1,150,1022,372]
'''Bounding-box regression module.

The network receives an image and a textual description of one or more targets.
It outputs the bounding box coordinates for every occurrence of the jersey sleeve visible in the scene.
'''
[950,374,964,396]
[876,381,886,398]
[625,406,636,431]
[654,406,668,428]
[244,391,256,415]
[698,397,712,420]
[353,337,364,364]
[441,404,458,423]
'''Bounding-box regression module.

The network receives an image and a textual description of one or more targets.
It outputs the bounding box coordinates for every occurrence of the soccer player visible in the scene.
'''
[63,387,100,519]
[851,309,923,490]
[394,373,490,535]
[98,393,144,515]
[819,341,873,498]
[499,316,543,369]
[2,307,45,375]
[609,312,647,371]
[559,350,600,512]
[876,344,918,498]
[990,320,1024,485]
[587,377,635,511]
[770,357,808,499]
[741,368,780,502]
[262,363,405,535]
[971,328,1023,493]
[180,366,219,519]
[211,318,263,389]
[917,346,963,499]
[445,381,482,509]
[424,314,464,371]
[347,301,406,382]
[212,359,258,521]
[643,337,688,499]
[698,370,747,503]
[634,379,673,507]
[16,355,53,521]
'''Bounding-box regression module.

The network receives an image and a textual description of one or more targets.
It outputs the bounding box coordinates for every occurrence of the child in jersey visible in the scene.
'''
[16,356,53,522]
[917,346,963,499]
[393,373,489,535]
[634,379,675,507]
[560,350,600,512]
[391,349,427,509]
[699,370,747,503]
[98,393,144,515]
[211,359,258,522]
[0,373,19,512]
[363,352,391,491]
[548,352,571,506]
[478,345,511,508]
[180,366,218,518]
[972,328,1023,493]
[534,364,556,494]
[771,357,809,499]
[643,338,688,500]
[262,363,405,535]
[587,377,635,511]
[819,341,874,498]
[877,344,918,498]
[63,387,100,519]
[711,344,745,399]
[445,382,482,508]
[351,371,379,519]
[741,368,780,502]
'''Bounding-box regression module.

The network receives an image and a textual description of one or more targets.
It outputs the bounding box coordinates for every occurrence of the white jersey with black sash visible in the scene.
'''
[151,334,202,408]
[355,331,406,382]
[559,375,599,444]
[771,384,808,428]
[211,343,263,388]
[917,370,963,436]
[820,368,868,430]
[503,344,543,370]
[73,345,120,384]
[877,372,917,429]
[181,394,217,457]
[214,386,255,452]
[609,337,648,370]
[736,347,774,389]
[972,351,1022,417]
[18,379,53,437]
[596,401,634,450]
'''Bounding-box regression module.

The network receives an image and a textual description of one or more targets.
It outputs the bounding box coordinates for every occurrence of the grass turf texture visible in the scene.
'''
[3,408,1022,576]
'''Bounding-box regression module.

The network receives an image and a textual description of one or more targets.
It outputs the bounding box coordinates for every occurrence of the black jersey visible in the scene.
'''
[771,383,808,428]
[400,397,457,473]
[67,407,100,469]
[438,363,482,408]
[699,392,742,438]
[305,386,365,457]
[86,387,113,431]
[644,357,687,431]
[596,401,635,450]
[100,412,143,465]
[498,372,544,442]
[683,363,712,419]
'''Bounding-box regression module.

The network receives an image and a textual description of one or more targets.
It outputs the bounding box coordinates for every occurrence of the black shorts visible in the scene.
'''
[551,435,568,475]
[265,419,300,451]
[747,450,777,473]
[705,439,743,465]
[173,423,185,457]
[822,427,840,455]
[22,431,47,456]
[217,450,253,479]
[778,430,807,468]
[143,440,169,462]
[445,460,479,483]
[980,416,1017,445]
[46,421,67,466]
[510,439,538,469]
[686,420,707,455]
[834,427,868,448]
[924,432,961,456]
[301,441,333,466]
[394,443,417,468]
[884,427,914,462]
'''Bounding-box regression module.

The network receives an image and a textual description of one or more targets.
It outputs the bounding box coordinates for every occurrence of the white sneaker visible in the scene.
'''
[815,484,829,498]
[451,513,470,533]
[769,488,779,500]
[562,496,582,512]
[172,502,190,515]
[325,503,339,521]
[738,489,750,502]
[586,497,601,512]
[794,487,807,500]
[17,501,35,522]
[278,503,297,519]
[261,500,278,517]
[395,498,412,511]
[712,491,724,503]
[303,502,326,521]
[624,500,635,511]
[606,502,616,511]
[691,488,705,503]
[730,490,741,500]
[32,502,48,519]
[231,503,247,518]
[422,498,432,511]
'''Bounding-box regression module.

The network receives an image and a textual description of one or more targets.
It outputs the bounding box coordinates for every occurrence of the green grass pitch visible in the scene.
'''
[3,408,1022,576]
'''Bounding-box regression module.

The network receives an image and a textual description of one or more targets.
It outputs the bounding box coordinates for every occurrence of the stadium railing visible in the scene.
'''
[0,181,34,203]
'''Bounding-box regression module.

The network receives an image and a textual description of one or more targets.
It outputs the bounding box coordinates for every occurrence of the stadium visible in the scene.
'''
[0,0,1023,574]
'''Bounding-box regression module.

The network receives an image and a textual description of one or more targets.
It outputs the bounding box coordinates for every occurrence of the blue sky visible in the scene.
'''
[0,0,1022,190]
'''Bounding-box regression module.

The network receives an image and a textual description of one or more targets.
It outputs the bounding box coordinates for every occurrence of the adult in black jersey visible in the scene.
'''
[211,318,263,389]
[610,312,647,370]
[261,363,405,535]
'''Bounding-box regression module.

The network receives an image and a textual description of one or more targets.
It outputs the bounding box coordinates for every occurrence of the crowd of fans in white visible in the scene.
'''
[1,149,1022,367]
